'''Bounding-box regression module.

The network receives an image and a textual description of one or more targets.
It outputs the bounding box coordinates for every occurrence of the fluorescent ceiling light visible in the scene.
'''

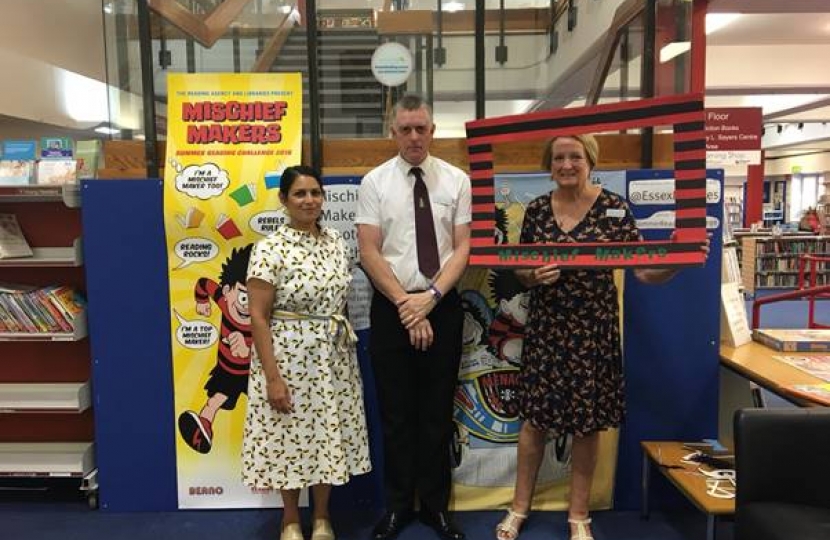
[94,125,120,135]
[444,2,465,12]
[706,13,740,35]
[280,5,291,13]
[659,41,690,63]
[60,70,108,123]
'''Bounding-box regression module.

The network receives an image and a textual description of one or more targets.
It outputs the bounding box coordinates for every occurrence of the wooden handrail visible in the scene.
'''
[147,0,253,48]
[251,11,295,72]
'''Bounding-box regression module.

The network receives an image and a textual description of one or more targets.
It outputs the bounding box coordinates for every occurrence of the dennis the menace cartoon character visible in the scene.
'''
[178,244,253,454]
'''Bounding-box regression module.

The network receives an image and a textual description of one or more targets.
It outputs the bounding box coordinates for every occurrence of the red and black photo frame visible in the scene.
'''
[464,93,708,269]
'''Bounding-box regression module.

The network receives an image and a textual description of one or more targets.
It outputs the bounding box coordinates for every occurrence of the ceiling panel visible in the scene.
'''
[708,13,830,46]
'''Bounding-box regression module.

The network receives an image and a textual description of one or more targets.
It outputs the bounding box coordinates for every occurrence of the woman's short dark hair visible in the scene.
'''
[279,165,323,198]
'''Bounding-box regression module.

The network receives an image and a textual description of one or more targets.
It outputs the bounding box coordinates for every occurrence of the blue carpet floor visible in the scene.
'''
[747,295,830,329]
[1,501,734,540]
[14,293,820,539]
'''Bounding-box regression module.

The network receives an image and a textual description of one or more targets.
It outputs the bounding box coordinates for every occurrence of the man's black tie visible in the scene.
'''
[410,167,440,278]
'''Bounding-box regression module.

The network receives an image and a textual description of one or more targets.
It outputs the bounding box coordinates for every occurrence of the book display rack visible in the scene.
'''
[0,184,97,507]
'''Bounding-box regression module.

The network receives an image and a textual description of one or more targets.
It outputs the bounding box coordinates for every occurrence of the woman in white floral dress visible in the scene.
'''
[245,166,371,540]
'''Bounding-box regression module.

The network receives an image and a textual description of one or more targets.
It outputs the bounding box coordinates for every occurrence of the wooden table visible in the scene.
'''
[641,441,734,540]
[720,341,828,406]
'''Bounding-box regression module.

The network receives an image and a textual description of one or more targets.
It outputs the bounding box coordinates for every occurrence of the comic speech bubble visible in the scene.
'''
[175,162,230,200]
[249,210,287,236]
[174,311,219,349]
[174,237,219,269]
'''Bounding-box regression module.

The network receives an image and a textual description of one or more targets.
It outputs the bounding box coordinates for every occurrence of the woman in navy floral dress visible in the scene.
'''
[495,135,707,540]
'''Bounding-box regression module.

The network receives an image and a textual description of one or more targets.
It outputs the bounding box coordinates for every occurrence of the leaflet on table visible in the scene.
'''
[772,354,830,382]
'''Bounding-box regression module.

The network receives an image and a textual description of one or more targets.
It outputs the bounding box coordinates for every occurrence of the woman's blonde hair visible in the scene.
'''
[541,134,599,170]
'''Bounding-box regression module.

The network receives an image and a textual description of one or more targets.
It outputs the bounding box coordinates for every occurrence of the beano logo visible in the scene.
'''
[189,486,224,496]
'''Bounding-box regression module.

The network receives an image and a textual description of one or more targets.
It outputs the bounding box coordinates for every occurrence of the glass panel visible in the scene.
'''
[103,0,701,141]
[790,176,802,222]
[654,0,692,97]
[103,1,145,139]
[804,175,819,210]
[594,13,645,105]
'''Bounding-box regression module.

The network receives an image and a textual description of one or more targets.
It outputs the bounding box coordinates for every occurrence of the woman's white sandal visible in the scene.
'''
[495,509,528,540]
[568,517,594,540]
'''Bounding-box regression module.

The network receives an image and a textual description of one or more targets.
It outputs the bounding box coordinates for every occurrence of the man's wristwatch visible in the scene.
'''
[428,284,443,303]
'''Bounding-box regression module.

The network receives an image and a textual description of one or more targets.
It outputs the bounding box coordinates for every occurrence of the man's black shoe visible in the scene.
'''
[419,510,466,540]
[372,510,414,540]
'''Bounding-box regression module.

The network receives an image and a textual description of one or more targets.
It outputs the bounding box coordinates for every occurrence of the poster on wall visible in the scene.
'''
[451,172,623,510]
[163,72,302,509]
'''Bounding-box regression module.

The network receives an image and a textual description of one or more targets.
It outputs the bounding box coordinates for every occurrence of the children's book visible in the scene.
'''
[753,328,830,352]
[772,355,830,382]
[0,160,34,185]
[43,285,85,327]
[2,140,37,161]
[37,159,77,185]
[0,213,33,259]
[40,137,73,158]
[76,140,103,179]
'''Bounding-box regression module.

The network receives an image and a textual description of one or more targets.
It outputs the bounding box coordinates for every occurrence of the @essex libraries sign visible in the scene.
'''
[464,93,708,269]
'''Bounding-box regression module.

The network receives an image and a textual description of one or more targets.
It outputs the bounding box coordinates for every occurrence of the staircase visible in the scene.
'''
[270,28,385,138]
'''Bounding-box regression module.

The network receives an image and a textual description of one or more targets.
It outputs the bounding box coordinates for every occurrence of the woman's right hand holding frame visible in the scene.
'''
[516,263,561,288]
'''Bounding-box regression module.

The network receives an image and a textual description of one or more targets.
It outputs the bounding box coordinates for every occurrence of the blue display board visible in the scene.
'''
[615,169,723,509]
[83,178,383,512]
[82,174,720,512]
[82,179,178,511]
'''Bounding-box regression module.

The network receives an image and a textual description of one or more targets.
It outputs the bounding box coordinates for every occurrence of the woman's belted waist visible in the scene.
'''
[272,310,357,352]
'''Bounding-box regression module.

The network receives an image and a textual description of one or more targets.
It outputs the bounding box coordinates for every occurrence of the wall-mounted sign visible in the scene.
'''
[628,178,722,205]
[371,42,413,87]
[705,107,762,165]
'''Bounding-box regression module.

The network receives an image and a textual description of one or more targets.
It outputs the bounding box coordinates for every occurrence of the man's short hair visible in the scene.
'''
[391,94,433,124]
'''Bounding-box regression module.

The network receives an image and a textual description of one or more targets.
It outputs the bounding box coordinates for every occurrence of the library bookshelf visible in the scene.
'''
[0,184,97,507]
[740,234,830,294]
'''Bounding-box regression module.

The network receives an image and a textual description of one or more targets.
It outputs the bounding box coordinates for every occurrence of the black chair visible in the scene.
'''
[734,408,830,540]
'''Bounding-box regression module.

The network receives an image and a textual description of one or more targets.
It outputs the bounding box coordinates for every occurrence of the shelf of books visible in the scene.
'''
[724,197,742,232]
[0,312,87,342]
[741,235,830,293]
[0,382,91,412]
[0,442,95,478]
[0,135,94,493]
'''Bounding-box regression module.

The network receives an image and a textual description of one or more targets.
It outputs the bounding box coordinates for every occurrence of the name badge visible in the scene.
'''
[606,208,625,218]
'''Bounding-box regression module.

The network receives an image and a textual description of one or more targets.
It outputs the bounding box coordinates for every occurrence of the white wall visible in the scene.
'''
[706,45,830,90]
[0,0,108,131]
[766,154,830,176]
[0,0,106,82]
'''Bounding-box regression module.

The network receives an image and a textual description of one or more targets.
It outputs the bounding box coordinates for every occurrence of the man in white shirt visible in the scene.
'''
[356,94,471,540]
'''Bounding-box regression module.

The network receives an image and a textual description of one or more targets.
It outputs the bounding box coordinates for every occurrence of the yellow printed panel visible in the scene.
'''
[163,73,302,509]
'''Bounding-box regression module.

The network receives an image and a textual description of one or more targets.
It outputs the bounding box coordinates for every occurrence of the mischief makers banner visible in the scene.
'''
[162,72,302,509]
